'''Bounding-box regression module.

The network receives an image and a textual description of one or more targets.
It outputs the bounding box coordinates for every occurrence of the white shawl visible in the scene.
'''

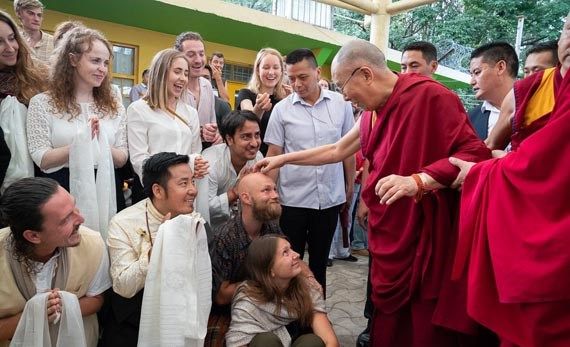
[0,96,34,192]
[69,107,116,239]
[10,291,86,347]
[138,214,212,347]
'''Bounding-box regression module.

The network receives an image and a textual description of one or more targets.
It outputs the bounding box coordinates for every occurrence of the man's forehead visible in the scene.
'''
[182,40,204,52]
[402,50,427,62]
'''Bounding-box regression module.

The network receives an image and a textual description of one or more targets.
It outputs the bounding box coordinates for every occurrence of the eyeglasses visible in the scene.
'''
[337,67,362,94]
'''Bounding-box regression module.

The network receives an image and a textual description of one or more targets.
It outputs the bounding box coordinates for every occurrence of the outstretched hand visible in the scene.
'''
[253,155,286,173]
[449,157,475,189]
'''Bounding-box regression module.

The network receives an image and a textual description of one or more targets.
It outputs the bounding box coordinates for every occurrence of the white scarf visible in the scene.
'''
[0,96,34,193]
[69,109,116,239]
[138,214,212,347]
[10,291,86,347]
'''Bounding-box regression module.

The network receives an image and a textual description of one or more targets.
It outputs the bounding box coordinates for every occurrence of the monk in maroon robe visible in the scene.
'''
[451,16,570,347]
[254,40,492,347]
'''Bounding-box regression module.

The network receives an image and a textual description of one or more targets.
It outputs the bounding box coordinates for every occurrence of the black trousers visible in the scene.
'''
[280,204,341,298]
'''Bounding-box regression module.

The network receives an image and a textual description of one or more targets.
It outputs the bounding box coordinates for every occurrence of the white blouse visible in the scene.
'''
[26,92,128,174]
[126,99,202,179]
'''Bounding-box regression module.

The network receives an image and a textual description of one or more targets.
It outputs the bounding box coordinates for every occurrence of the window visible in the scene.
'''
[111,43,137,108]
[222,63,253,83]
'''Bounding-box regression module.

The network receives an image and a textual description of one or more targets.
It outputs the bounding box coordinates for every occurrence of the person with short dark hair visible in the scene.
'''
[202,110,263,231]
[210,51,230,102]
[401,41,438,77]
[103,152,207,346]
[468,42,518,140]
[201,64,232,126]
[175,31,222,148]
[523,41,558,77]
[129,69,149,103]
[0,177,110,346]
[264,48,355,296]
[13,0,53,62]
[226,234,338,347]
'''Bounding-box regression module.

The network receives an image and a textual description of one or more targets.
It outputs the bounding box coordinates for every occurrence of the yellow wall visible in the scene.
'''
[1,0,251,107]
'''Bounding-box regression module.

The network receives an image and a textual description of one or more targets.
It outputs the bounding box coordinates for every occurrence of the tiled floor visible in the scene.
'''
[326,254,369,346]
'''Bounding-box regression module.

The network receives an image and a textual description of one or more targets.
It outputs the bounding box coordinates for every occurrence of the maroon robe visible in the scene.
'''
[453,69,570,347]
[359,73,491,346]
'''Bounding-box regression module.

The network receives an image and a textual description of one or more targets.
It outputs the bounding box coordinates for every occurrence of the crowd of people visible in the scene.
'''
[0,0,569,346]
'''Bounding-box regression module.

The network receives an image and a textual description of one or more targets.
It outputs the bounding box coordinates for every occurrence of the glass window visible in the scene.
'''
[111,43,137,108]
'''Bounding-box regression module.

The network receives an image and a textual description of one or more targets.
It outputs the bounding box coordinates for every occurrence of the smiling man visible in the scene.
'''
[468,42,518,140]
[203,110,264,231]
[264,48,355,296]
[103,152,206,346]
[13,0,53,63]
[0,177,110,347]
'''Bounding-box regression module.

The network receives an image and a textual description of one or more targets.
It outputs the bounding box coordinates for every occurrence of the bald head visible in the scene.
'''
[237,172,273,196]
[333,40,387,72]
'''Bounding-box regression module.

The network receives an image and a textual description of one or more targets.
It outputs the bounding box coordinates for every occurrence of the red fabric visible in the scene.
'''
[359,74,491,340]
[511,66,562,150]
[453,71,570,347]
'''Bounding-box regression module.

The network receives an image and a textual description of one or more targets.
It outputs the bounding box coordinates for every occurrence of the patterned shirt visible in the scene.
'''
[22,30,54,63]
[210,216,281,298]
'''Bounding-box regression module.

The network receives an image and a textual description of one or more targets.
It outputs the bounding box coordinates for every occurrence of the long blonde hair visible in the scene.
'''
[247,48,287,100]
[0,10,47,105]
[48,26,118,118]
[144,49,188,112]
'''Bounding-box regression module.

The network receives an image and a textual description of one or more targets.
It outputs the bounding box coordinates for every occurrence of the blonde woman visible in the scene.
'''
[127,48,209,220]
[26,26,128,233]
[237,48,290,156]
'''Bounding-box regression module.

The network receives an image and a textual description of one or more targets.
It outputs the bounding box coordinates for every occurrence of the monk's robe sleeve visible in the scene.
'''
[421,92,491,186]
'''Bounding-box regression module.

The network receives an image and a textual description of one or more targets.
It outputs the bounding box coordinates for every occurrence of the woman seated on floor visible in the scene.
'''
[226,234,339,347]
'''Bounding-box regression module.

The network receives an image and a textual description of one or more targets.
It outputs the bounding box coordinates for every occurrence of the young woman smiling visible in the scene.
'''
[0,10,46,191]
[237,48,290,156]
[26,26,128,233]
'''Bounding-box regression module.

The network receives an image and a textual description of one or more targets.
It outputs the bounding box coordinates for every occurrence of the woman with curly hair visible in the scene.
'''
[26,26,128,234]
[0,10,46,192]
[226,234,339,347]
[236,48,291,156]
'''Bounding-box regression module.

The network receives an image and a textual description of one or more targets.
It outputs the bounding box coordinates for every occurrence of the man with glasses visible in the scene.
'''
[263,48,355,297]
[255,40,492,346]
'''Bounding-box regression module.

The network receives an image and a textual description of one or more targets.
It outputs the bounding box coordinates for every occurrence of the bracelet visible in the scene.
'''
[411,174,424,202]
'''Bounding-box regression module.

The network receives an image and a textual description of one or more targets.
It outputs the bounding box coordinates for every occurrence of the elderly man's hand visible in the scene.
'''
[375,174,417,205]
[449,157,476,189]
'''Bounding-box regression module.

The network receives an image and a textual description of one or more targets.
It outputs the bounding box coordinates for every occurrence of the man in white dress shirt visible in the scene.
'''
[264,48,355,296]
[202,110,263,231]
[0,177,110,347]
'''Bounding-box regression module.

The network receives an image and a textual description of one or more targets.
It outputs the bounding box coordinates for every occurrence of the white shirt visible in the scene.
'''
[264,89,354,209]
[27,92,127,174]
[202,143,263,230]
[126,99,202,179]
[482,100,501,136]
[32,247,111,297]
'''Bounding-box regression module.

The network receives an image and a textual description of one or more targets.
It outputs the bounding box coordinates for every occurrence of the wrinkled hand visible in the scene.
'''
[90,117,100,139]
[375,174,417,205]
[449,157,475,189]
[356,199,368,228]
[193,156,209,179]
[46,289,62,324]
[253,155,286,173]
[202,123,219,143]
